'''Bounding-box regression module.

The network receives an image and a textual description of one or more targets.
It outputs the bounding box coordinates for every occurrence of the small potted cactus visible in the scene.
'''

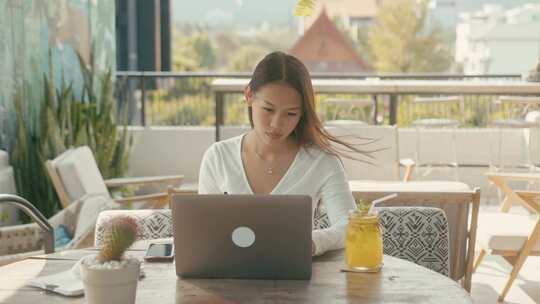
[80,216,140,304]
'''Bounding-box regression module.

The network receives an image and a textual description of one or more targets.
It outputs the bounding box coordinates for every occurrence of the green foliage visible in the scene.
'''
[252,30,297,52]
[147,93,215,126]
[191,33,216,68]
[227,45,268,72]
[353,27,372,64]
[368,0,452,73]
[224,95,249,125]
[98,216,138,262]
[9,50,131,220]
[10,53,70,219]
[354,198,371,217]
[172,28,216,71]
[76,53,131,178]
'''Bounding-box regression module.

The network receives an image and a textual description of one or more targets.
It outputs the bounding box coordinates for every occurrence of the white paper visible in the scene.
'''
[27,256,145,297]
[28,265,84,296]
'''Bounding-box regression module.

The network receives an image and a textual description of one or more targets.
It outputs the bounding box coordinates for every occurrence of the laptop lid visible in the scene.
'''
[171,194,312,280]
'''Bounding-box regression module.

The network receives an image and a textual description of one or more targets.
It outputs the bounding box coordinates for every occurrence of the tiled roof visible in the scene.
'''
[290,9,371,73]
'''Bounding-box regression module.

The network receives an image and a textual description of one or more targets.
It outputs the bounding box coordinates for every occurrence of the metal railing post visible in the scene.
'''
[215,91,224,142]
[140,75,146,126]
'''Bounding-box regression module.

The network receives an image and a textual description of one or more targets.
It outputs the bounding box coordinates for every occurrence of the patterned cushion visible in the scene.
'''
[0,223,43,256]
[313,203,330,230]
[377,207,450,277]
[94,209,173,247]
[96,204,331,246]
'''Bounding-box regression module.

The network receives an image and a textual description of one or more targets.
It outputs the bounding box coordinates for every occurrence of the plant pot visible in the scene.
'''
[80,256,140,304]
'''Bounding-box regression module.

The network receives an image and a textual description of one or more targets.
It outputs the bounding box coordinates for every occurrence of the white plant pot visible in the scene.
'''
[80,256,140,304]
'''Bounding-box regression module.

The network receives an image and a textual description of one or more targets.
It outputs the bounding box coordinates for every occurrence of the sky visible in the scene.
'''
[172,0,298,28]
[172,0,539,29]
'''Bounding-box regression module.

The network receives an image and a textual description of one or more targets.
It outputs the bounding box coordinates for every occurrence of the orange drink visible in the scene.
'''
[345,212,383,271]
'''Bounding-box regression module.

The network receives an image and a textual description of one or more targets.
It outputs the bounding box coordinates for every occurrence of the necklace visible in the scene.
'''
[253,148,278,175]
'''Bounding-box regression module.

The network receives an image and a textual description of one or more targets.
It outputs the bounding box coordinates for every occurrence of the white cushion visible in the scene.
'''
[68,194,121,249]
[55,146,109,201]
[0,150,9,168]
[477,213,540,252]
[0,167,16,194]
[0,161,18,225]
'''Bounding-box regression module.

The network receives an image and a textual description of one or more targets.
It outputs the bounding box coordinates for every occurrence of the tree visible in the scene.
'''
[190,32,216,69]
[171,26,216,71]
[214,32,242,68]
[227,45,268,72]
[368,0,452,73]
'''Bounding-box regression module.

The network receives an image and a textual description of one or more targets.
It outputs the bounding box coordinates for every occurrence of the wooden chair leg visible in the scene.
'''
[402,164,414,182]
[498,218,540,302]
[141,197,168,209]
[473,248,486,273]
[498,251,529,302]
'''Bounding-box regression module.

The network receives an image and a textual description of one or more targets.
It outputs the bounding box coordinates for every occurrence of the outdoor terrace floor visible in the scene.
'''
[472,205,540,304]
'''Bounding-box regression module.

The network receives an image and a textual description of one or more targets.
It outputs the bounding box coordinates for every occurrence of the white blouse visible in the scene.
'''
[198,134,356,256]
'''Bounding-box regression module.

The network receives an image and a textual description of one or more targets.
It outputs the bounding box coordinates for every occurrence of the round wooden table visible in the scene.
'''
[172,250,473,303]
[0,247,473,303]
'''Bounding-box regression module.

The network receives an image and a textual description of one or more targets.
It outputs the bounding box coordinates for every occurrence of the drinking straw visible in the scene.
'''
[367,193,398,215]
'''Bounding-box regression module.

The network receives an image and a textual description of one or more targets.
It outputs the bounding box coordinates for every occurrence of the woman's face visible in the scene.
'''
[246,82,303,145]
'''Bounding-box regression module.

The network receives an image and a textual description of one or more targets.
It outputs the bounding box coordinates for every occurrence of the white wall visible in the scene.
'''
[127,126,249,183]
[127,126,540,204]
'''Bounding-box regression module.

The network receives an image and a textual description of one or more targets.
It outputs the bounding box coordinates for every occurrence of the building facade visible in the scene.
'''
[455,3,540,74]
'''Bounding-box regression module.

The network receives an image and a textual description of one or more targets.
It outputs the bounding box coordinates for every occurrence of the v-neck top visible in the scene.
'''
[237,133,302,195]
[198,134,356,256]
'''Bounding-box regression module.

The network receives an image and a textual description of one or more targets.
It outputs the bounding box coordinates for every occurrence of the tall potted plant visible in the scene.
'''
[8,49,131,221]
[80,216,140,304]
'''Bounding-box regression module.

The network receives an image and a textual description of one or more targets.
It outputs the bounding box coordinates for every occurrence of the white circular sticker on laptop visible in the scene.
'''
[231,226,255,248]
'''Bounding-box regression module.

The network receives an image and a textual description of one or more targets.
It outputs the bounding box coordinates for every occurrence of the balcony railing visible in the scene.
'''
[115,72,530,139]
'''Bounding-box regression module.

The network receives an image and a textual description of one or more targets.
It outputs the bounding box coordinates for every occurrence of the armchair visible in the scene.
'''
[45,146,185,209]
[350,186,481,291]
[473,186,540,302]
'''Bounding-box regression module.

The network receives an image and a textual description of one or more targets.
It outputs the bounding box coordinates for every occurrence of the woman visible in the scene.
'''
[199,51,368,256]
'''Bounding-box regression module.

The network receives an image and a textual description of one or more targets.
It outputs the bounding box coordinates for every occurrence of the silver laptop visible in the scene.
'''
[171,194,312,280]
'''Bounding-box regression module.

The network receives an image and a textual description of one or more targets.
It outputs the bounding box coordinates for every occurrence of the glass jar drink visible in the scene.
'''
[345,211,383,271]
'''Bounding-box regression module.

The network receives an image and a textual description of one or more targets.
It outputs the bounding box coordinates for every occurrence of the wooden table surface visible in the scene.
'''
[0,245,473,304]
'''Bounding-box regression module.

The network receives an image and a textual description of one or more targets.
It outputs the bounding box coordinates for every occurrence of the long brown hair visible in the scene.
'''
[247,51,375,162]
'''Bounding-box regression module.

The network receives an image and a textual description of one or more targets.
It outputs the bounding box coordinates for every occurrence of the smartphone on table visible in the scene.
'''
[143,242,174,262]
